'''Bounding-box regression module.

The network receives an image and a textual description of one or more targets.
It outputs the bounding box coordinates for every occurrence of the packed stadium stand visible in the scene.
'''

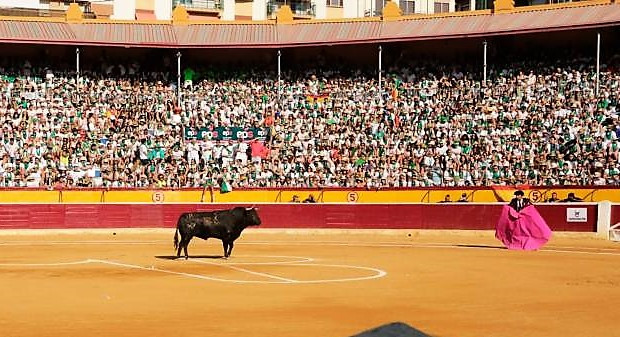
[0,1,619,190]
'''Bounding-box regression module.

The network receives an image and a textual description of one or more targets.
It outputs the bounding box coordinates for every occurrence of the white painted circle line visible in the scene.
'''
[0,257,385,284]
[189,259,298,283]
[276,263,387,284]
[187,256,386,284]
[194,255,314,265]
[91,259,292,284]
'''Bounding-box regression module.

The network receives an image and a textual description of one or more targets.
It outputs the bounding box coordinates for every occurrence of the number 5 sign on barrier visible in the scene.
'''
[528,190,542,203]
[347,192,359,203]
[152,191,165,203]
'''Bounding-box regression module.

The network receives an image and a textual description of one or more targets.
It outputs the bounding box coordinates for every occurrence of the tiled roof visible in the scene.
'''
[178,23,277,47]
[71,23,178,46]
[0,2,618,48]
[278,21,383,46]
[0,20,76,44]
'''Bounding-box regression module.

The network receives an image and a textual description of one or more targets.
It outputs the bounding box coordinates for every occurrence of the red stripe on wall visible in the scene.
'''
[611,205,620,227]
[0,204,597,232]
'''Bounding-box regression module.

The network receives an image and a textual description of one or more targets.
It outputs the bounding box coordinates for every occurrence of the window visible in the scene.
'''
[268,0,316,16]
[434,1,449,12]
[454,0,470,11]
[475,0,490,10]
[173,0,221,10]
[399,0,415,14]
[326,0,343,7]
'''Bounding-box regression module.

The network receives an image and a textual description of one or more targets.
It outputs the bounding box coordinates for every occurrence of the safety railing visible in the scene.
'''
[267,0,316,17]
[173,0,222,11]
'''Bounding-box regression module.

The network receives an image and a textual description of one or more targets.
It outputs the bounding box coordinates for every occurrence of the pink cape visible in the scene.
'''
[495,205,552,251]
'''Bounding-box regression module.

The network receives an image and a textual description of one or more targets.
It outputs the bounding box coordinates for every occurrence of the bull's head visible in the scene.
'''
[244,207,261,227]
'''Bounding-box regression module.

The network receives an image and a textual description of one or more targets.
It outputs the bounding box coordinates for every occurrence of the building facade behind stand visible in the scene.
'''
[0,0,591,22]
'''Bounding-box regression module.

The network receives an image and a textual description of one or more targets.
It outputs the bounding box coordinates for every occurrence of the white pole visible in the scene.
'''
[76,47,80,104]
[176,51,182,105]
[277,49,281,106]
[378,44,382,100]
[596,32,600,96]
[483,40,487,86]
[76,47,80,84]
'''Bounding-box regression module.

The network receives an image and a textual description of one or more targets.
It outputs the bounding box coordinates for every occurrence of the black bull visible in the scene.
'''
[173,207,262,259]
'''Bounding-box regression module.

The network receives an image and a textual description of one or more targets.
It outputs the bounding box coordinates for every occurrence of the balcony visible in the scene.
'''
[173,0,222,11]
[267,0,316,18]
[0,0,96,18]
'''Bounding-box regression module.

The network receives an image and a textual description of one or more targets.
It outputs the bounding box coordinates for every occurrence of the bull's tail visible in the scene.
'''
[173,227,179,251]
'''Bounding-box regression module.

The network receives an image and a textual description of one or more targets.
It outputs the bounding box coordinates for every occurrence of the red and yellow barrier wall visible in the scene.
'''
[0,188,613,232]
[0,186,618,204]
[0,203,599,232]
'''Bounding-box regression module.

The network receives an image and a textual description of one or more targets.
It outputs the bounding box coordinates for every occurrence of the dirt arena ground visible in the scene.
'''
[0,229,618,337]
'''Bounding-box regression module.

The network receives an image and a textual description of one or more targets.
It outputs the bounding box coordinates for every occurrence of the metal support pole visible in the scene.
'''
[378,45,382,100]
[176,51,182,105]
[483,40,487,85]
[76,47,80,104]
[277,49,281,107]
[76,47,80,85]
[596,32,600,96]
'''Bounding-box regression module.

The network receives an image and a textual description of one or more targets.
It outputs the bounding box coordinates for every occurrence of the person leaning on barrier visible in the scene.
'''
[303,194,317,203]
[546,192,560,203]
[457,193,468,202]
[290,195,300,203]
[439,194,452,203]
[562,192,584,202]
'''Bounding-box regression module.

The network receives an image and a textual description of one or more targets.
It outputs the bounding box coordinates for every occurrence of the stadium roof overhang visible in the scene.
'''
[0,1,619,49]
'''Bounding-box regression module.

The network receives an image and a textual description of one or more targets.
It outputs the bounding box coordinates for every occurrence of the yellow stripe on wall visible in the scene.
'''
[0,188,617,204]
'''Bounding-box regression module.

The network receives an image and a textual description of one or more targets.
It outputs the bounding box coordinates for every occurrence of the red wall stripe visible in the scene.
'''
[0,204,597,232]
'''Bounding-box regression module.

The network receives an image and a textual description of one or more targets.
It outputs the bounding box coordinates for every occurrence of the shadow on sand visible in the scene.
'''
[155,255,225,260]
[455,244,506,250]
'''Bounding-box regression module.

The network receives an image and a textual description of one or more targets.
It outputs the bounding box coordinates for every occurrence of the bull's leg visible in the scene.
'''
[183,239,190,260]
[222,241,229,258]
[176,235,185,258]
[178,235,192,260]
[227,241,234,257]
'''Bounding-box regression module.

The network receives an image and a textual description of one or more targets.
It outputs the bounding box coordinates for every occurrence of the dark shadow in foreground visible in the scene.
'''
[350,322,433,337]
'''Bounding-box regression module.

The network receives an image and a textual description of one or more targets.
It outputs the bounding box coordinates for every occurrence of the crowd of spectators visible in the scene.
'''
[0,53,619,189]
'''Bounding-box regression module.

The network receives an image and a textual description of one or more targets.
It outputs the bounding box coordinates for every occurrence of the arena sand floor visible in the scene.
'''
[0,229,618,337]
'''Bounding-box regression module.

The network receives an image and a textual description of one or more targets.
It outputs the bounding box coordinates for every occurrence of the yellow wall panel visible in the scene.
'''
[0,188,618,204]
[61,191,104,203]
[102,190,154,203]
[0,190,59,203]
[428,190,476,203]
[589,189,620,202]
[214,190,280,203]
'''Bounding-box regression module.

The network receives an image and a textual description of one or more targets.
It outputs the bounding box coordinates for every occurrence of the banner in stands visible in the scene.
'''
[184,127,268,141]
